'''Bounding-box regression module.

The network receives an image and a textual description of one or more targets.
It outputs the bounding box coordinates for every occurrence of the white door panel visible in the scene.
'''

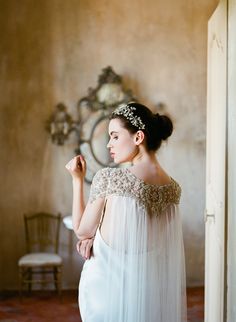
[205,1,227,322]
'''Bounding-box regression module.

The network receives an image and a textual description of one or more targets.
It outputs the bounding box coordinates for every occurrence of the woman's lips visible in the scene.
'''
[110,153,115,158]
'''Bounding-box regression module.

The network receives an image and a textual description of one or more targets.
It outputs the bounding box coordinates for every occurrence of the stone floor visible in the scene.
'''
[0,287,203,322]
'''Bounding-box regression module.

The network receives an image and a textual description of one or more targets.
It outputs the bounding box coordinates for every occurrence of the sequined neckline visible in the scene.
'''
[88,167,181,212]
[124,168,174,188]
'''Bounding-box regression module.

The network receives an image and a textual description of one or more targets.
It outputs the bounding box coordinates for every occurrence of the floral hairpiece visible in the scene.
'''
[112,103,145,130]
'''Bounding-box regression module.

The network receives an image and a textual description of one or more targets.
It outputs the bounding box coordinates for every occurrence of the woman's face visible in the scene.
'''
[107,118,138,164]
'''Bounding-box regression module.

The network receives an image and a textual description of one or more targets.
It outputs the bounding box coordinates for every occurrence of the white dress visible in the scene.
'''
[79,167,187,322]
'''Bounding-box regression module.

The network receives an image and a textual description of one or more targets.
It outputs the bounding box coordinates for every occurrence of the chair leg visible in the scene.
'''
[58,267,62,298]
[53,267,58,292]
[18,267,23,299]
[27,268,32,293]
[54,267,62,300]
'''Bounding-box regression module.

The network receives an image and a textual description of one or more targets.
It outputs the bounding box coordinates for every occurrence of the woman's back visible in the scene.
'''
[79,166,186,322]
[97,167,181,248]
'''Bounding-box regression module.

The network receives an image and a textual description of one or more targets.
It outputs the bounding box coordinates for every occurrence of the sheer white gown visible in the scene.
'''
[79,167,187,322]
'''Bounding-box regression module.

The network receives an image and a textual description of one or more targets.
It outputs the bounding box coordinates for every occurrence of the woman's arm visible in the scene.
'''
[71,178,85,233]
[66,155,105,240]
[75,197,105,239]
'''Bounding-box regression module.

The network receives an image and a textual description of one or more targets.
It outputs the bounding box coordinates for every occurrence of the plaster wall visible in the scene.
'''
[0,0,218,289]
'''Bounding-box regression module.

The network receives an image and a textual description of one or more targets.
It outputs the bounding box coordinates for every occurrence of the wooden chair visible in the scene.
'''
[18,212,62,297]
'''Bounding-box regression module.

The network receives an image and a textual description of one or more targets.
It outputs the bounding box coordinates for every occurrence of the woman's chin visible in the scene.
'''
[113,159,120,164]
[113,157,130,165]
[112,156,121,164]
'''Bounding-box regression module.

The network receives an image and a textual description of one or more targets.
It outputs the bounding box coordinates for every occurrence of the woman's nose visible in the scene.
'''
[107,140,112,148]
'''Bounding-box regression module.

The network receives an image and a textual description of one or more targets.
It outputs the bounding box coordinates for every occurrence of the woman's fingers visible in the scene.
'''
[85,238,94,259]
[72,156,81,169]
[76,240,85,258]
[79,156,87,174]
[81,241,88,259]
[76,240,82,254]
[65,160,71,170]
[65,155,86,176]
[76,238,93,260]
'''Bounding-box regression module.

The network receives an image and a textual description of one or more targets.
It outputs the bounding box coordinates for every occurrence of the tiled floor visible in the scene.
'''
[0,288,203,322]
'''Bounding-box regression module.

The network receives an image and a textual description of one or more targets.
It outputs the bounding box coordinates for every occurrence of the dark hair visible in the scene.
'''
[110,102,173,151]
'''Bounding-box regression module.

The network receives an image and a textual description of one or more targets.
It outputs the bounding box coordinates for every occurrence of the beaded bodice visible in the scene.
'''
[89,167,181,214]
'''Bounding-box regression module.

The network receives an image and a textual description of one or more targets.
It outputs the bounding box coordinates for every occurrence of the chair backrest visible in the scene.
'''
[24,212,61,254]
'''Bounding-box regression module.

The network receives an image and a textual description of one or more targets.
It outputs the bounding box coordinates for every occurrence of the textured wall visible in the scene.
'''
[0,0,218,290]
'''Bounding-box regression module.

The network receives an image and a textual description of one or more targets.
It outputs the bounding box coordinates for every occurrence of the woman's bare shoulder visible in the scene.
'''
[128,165,172,186]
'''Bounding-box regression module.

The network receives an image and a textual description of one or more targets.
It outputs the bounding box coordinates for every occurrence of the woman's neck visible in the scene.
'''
[131,148,158,167]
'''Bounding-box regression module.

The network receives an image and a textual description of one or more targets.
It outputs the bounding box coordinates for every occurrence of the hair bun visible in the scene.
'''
[154,113,173,140]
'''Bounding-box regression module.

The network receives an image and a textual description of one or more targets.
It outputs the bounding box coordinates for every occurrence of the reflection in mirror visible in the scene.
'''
[80,142,101,183]
[90,115,112,167]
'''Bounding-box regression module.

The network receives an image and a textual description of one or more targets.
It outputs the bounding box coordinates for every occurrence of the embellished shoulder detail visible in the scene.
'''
[88,167,112,203]
[106,168,181,215]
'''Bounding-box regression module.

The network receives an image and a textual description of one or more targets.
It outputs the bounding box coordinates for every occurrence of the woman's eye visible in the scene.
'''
[113,136,118,140]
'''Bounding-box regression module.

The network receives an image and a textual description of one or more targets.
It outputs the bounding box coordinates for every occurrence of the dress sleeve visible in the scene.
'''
[88,168,110,203]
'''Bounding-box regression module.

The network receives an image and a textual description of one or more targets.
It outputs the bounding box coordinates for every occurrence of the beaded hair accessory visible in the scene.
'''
[112,103,145,130]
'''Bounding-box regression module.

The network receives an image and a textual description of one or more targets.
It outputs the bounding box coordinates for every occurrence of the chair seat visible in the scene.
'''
[18,252,62,267]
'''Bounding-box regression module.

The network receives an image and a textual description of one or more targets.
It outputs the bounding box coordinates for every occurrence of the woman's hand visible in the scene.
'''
[65,155,86,181]
[77,238,94,260]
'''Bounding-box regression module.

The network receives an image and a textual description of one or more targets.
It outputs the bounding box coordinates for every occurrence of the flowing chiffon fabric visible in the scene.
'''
[79,192,187,322]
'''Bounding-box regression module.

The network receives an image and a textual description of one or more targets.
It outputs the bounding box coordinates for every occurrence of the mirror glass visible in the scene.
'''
[90,116,112,167]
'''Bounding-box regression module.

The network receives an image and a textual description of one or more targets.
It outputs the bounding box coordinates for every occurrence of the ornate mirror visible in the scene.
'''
[47,66,136,183]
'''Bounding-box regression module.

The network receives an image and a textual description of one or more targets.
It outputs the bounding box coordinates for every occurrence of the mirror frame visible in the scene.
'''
[76,66,136,183]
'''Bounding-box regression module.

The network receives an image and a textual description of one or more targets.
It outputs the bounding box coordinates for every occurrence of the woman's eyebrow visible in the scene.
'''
[109,131,118,136]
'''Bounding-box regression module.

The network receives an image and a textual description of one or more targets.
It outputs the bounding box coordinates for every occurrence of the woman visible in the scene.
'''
[66,102,187,322]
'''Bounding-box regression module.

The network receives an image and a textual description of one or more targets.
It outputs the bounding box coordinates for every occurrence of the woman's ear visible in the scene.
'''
[134,130,145,145]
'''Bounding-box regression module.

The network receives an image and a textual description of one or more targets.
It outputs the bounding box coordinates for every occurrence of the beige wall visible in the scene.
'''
[0,0,218,290]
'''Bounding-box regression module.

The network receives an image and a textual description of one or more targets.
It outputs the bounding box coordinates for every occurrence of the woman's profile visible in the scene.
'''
[66,102,187,322]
